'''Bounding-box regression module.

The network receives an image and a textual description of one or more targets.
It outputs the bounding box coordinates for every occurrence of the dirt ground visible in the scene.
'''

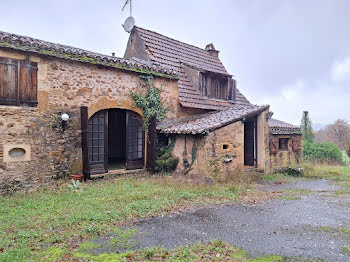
[93,180,350,261]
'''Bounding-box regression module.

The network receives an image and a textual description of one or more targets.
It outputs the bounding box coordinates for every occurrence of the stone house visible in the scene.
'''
[124,27,301,175]
[0,27,301,193]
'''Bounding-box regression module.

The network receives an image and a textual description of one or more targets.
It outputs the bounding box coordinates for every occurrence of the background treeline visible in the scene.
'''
[301,112,350,164]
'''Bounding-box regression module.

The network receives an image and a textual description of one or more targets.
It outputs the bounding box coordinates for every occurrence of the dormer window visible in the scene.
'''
[199,73,234,101]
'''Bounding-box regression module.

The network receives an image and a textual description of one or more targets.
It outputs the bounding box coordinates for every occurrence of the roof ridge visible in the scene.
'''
[0,30,178,78]
[135,26,215,54]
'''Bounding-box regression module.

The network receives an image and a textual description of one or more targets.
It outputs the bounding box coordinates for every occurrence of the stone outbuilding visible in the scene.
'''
[267,118,302,172]
[0,26,302,193]
[124,27,272,174]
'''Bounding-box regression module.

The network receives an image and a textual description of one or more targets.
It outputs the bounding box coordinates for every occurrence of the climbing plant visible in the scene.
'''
[130,76,167,133]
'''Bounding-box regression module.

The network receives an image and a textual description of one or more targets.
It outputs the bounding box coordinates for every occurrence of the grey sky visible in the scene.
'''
[1,0,349,125]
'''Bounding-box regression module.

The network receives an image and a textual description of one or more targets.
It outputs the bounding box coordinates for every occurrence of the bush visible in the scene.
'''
[154,143,179,173]
[303,140,344,164]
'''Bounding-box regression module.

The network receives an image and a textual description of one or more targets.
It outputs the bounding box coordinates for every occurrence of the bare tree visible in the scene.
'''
[315,119,350,150]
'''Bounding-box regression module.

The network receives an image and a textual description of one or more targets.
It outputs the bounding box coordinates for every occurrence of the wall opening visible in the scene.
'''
[88,109,145,175]
[9,148,26,158]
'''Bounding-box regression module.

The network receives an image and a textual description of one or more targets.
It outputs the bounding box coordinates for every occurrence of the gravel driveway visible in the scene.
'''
[96,180,350,261]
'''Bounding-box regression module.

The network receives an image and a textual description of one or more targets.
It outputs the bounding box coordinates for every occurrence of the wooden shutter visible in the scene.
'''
[146,114,157,171]
[228,78,236,102]
[269,137,279,154]
[19,60,37,106]
[200,73,207,97]
[0,57,18,105]
[81,106,90,179]
[292,137,302,152]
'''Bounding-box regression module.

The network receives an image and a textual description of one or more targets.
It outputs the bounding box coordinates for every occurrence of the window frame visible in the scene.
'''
[199,72,228,100]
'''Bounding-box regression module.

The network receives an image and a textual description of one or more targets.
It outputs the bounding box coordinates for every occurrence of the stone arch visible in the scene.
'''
[87,96,143,118]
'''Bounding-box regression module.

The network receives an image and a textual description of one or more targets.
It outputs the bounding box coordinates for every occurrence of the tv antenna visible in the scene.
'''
[122,0,135,33]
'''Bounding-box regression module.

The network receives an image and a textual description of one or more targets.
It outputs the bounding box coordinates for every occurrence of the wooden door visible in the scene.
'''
[244,118,257,167]
[88,110,108,174]
[81,106,90,179]
[146,114,156,171]
[126,111,144,170]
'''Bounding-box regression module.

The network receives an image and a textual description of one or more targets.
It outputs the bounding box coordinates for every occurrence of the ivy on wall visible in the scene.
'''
[130,75,167,133]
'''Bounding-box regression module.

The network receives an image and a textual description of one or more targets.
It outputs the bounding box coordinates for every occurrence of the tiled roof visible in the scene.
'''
[269,118,301,135]
[134,27,251,110]
[158,104,269,134]
[0,30,177,79]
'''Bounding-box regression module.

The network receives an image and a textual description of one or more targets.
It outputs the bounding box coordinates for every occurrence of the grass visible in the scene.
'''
[72,240,286,261]
[315,226,350,241]
[0,175,254,261]
[301,164,350,181]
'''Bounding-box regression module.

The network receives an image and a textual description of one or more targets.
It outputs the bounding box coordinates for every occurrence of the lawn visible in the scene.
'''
[1,165,350,261]
[0,175,251,261]
[72,240,284,261]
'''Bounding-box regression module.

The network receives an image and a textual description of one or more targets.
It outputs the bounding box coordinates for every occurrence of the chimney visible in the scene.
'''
[205,43,219,58]
[111,52,115,57]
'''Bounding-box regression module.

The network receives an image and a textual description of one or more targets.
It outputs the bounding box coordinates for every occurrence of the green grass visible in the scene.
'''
[302,164,350,181]
[72,240,285,261]
[0,176,248,261]
[315,226,350,241]
[261,173,296,184]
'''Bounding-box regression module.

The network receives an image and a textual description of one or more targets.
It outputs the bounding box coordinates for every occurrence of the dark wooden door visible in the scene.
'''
[244,118,257,167]
[146,114,156,171]
[81,106,90,179]
[88,110,108,174]
[126,111,144,170]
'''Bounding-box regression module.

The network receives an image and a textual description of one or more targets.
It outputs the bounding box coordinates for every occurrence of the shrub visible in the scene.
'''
[303,140,344,164]
[154,140,179,173]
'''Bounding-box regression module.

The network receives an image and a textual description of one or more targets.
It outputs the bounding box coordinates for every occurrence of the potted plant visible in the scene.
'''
[69,161,84,182]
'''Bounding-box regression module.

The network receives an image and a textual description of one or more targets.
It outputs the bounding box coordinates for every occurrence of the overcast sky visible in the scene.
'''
[1,0,349,125]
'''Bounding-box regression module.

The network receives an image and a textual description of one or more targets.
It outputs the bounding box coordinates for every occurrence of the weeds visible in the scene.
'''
[0,175,250,261]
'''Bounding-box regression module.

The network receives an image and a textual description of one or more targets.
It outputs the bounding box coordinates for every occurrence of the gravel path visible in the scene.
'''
[95,180,350,261]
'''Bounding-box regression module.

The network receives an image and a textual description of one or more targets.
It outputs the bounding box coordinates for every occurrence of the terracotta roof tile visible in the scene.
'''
[0,30,177,79]
[158,104,269,134]
[135,27,251,110]
[269,118,301,135]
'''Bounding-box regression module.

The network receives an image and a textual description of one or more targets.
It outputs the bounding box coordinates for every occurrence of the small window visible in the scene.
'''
[199,73,228,100]
[279,138,289,151]
[0,57,38,107]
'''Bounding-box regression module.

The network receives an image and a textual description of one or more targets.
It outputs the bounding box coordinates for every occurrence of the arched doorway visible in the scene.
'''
[87,108,145,174]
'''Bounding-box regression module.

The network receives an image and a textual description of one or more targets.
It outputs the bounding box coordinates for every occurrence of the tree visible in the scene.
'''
[300,111,314,142]
[315,119,350,150]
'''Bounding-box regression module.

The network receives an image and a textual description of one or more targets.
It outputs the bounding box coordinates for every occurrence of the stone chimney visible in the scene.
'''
[205,43,219,58]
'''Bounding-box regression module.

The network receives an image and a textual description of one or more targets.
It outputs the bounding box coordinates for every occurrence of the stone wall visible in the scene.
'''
[266,134,303,173]
[172,121,244,177]
[0,49,180,194]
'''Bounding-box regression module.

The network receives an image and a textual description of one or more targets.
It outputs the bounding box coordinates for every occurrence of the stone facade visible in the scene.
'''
[172,121,244,177]
[171,111,270,177]
[0,49,179,194]
[266,134,303,173]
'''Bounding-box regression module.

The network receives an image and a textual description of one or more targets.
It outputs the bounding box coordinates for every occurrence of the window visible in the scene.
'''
[0,57,38,107]
[199,73,228,100]
[279,138,289,151]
